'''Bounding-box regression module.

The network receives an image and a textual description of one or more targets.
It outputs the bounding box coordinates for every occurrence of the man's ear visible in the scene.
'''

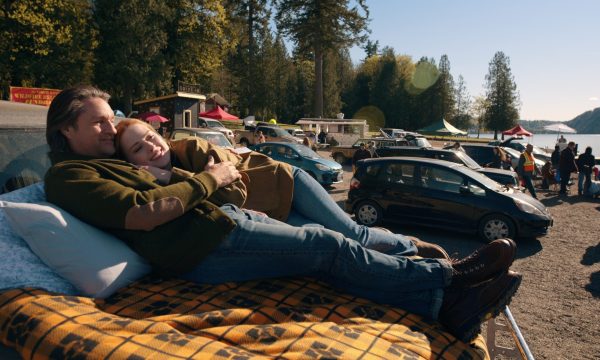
[60,125,75,140]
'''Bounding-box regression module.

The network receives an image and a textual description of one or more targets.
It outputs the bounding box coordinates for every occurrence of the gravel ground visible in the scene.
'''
[321,151,600,360]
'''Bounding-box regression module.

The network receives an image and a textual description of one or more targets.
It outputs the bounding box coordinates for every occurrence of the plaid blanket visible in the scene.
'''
[0,276,488,359]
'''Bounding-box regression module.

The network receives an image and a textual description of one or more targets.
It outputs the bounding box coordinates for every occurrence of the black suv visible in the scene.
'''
[375,146,519,187]
[346,157,553,241]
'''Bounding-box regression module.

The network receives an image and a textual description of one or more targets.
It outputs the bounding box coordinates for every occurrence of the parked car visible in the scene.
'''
[250,142,343,186]
[346,157,553,241]
[197,117,235,144]
[500,146,546,177]
[169,128,233,148]
[461,144,515,169]
[330,138,413,164]
[375,146,520,187]
[489,138,551,163]
[286,128,306,138]
[235,125,302,147]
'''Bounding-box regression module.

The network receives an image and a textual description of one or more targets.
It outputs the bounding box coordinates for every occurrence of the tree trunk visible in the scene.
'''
[314,50,323,118]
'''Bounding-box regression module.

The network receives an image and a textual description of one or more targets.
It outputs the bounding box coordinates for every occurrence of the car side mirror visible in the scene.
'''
[459,185,471,195]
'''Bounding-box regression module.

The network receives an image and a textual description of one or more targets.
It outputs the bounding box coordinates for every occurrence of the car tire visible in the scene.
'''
[333,153,346,164]
[354,201,383,226]
[478,214,516,242]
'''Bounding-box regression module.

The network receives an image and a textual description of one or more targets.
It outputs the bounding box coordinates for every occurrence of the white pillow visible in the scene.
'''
[0,200,151,298]
[0,183,77,295]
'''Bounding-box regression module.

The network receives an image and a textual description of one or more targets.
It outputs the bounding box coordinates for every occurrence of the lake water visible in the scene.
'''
[469,133,600,152]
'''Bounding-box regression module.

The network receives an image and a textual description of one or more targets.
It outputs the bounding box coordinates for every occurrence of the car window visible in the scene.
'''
[381,163,416,185]
[468,181,486,196]
[257,145,272,155]
[171,131,192,140]
[419,166,464,193]
[275,145,287,155]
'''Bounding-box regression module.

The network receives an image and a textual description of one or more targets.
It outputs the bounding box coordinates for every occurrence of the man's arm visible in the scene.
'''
[45,159,237,231]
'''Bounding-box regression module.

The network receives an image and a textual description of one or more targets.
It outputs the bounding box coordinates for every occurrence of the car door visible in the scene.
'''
[375,162,423,223]
[411,164,476,229]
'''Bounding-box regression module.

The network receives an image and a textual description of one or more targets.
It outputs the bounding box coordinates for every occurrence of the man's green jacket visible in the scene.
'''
[45,152,236,276]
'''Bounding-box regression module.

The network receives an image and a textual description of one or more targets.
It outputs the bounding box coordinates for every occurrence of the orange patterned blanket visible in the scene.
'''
[0,276,488,359]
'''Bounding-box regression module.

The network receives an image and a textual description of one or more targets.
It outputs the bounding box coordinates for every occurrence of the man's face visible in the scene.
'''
[61,97,117,157]
[526,145,533,153]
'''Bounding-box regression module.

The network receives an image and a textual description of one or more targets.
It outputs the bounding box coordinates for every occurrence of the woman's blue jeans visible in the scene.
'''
[286,167,417,256]
[182,204,452,320]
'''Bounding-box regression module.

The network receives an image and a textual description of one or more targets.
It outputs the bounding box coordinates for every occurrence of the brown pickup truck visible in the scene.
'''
[234,125,301,147]
[330,138,410,164]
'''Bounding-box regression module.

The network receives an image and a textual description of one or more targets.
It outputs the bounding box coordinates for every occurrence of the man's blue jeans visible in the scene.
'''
[286,167,417,256]
[521,174,537,199]
[182,204,452,320]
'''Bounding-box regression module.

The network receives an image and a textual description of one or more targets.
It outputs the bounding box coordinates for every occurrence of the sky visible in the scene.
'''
[349,0,600,121]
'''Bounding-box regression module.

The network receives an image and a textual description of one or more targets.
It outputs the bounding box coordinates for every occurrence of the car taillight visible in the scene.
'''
[349,177,361,190]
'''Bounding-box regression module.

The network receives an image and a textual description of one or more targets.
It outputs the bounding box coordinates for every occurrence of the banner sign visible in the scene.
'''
[10,86,61,106]
[177,81,201,94]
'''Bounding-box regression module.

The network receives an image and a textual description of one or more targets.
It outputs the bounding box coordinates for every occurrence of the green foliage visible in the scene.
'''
[483,51,520,138]
[275,0,369,117]
[0,0,96,96]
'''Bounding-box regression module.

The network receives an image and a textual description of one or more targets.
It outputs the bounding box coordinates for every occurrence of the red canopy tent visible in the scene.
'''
[199,106,240,121]
[502,124,532,137]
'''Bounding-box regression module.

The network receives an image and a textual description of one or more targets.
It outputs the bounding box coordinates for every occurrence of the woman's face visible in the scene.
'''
[119,123,171,169]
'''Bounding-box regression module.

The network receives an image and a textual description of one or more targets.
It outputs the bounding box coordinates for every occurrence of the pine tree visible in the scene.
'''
[453,75,472,131]
[275,0,369,117]
[483,51,520,139]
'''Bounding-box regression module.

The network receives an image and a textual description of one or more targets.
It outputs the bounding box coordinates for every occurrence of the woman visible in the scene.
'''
[490,146,509,169]
[115,119,435,257]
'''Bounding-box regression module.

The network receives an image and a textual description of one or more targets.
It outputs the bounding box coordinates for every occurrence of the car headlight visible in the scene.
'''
[315,163,331,171]
[513,198,545,216]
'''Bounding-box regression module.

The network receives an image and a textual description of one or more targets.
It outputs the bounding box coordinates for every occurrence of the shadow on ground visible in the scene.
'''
[581,242,600,298]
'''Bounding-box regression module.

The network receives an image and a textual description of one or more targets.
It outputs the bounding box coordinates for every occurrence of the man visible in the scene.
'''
[559,141,578,195]
[551,145,561,169]
[352,142,371,172]
[516,144,538,199]
[44,85,520,342]
[576,146,595,196]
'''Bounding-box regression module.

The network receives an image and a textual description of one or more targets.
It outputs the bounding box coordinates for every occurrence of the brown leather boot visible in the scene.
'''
[450,238,517,288]
[439,270,522,342]
[407,236,450,260]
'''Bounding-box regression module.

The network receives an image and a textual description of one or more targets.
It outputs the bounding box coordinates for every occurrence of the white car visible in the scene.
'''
[198,117,235,144]
[170,128,233,148]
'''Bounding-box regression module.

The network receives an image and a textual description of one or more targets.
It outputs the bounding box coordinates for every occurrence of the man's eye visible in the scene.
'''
[133,146,141,153]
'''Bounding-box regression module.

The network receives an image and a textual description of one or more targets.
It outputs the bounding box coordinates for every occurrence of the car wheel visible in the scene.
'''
[478,214,516,242]
[333,153,346,164]
[354,201,383,226]
[239,138,249,147]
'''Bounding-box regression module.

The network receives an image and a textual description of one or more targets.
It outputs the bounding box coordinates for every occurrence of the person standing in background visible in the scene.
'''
[576,147,595,196]
[559,142,578,195]
[516,144,538,199]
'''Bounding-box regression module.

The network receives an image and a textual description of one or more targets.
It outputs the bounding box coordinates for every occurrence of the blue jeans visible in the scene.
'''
[286,167,417,256]
[182,204,452,320]
[521,174,537,199]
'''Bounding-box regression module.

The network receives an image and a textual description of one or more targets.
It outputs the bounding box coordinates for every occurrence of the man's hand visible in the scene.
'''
[204,155,241,188]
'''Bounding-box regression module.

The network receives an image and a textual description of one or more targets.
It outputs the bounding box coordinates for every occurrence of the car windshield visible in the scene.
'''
[194,132,232,148]
[458,165,503,191]
[267,127,294,138]
[412,137,431,147]
[294,145,320,159]
[205,120,224,128]
[455,151,483,169]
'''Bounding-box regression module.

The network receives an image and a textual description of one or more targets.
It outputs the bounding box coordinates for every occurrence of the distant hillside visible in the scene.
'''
[566,107,600,134]
[518,107,600,134]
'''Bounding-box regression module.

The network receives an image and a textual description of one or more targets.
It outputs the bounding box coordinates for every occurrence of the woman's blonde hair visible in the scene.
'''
[114,119,158,159]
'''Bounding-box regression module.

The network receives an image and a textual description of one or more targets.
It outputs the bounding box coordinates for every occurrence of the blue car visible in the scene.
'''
[250,142,343,185]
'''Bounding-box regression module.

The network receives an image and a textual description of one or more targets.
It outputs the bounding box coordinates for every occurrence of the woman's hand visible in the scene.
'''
[138,165,172,184]
[204,155,241,188]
